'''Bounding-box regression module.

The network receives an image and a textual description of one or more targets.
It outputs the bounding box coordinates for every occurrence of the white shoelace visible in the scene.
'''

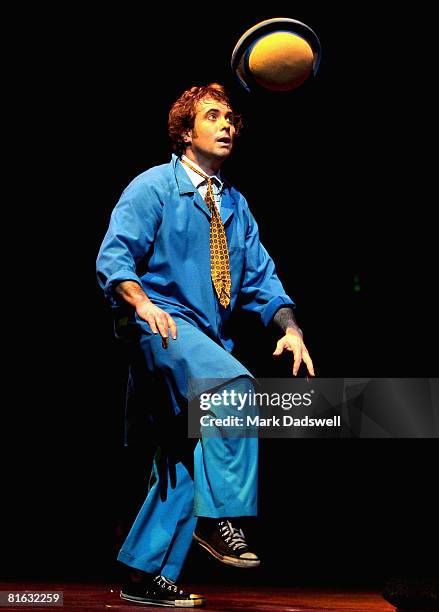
[219,520,247,551]
[154,575,184,595]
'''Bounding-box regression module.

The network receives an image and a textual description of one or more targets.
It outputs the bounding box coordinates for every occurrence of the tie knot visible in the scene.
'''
[207,176,221,193]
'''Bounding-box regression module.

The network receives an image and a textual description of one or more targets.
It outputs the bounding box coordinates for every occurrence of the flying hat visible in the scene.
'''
[231,17,321,93]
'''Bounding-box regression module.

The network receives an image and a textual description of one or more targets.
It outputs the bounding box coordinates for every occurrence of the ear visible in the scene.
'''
[182,130,192,146]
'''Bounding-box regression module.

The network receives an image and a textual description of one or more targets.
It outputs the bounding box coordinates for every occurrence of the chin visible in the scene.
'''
[214,148,232,160]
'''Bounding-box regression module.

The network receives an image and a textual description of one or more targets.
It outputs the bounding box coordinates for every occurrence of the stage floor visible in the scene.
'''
[0,582,395,611]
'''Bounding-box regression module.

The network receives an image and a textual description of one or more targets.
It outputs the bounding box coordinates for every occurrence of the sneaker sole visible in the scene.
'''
[120,591,205,607]
[193,532,260,568]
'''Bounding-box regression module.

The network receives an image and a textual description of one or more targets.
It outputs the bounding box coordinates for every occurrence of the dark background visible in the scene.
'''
[4,2,437,590]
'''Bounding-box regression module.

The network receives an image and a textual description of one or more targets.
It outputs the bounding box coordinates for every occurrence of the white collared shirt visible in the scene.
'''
[181,155,222,212]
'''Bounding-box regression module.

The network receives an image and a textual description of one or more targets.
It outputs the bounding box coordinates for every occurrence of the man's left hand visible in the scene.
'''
[273,327,315,377]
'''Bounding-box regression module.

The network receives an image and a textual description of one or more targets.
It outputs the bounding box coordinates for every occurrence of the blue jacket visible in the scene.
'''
[96,155,294,351]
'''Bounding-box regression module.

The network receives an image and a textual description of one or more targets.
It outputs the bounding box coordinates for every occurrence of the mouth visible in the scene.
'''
[216,137,232,145]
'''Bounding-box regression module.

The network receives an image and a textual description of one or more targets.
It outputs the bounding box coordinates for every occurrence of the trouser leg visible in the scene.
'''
[117,444,196,580]
[194,376,258,518]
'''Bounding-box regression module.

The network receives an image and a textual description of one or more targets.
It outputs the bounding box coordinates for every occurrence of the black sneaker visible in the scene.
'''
[194,518,260,568]
[120,574,206,607]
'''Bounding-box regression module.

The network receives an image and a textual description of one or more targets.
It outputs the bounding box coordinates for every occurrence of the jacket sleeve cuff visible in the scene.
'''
[261,296,296,327]
[104,270,143,300]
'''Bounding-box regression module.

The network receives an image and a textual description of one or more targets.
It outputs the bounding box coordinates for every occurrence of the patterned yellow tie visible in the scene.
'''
[180,158,231,307]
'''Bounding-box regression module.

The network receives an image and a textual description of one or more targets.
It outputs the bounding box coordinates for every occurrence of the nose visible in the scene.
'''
[219,117,231,132]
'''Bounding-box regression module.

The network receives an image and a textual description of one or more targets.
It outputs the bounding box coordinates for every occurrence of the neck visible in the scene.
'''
[183,150,222,176]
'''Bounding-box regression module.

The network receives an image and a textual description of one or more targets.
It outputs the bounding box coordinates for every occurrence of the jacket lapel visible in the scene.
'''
[193,191,212,219]
[220,185,235,226]
[174,155,211,219]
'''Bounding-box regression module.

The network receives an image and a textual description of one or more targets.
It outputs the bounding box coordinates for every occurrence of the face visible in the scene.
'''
[184,97,236,166]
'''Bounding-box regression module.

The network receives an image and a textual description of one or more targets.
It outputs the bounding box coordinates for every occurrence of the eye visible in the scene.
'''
[207,113,217,120]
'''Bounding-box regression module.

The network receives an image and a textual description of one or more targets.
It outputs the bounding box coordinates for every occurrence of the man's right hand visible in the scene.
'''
[136,300,177,349]
[115,281,177,349]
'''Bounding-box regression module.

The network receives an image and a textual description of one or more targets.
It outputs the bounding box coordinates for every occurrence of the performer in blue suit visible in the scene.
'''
[97,83,314,607]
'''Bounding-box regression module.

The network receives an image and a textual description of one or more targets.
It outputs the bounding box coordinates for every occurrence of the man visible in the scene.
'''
[97,83,314,607]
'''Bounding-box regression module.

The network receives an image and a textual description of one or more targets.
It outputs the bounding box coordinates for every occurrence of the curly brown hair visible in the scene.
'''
[168,83,243,156]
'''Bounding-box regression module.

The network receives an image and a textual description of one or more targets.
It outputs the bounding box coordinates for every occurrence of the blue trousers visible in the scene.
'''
[117,318,258,580]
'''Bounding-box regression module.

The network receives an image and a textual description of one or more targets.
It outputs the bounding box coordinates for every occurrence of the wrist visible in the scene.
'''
[116,282,151,308]
[273,306,299,335]
[286,325,302,336]
[133,295,152,309]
